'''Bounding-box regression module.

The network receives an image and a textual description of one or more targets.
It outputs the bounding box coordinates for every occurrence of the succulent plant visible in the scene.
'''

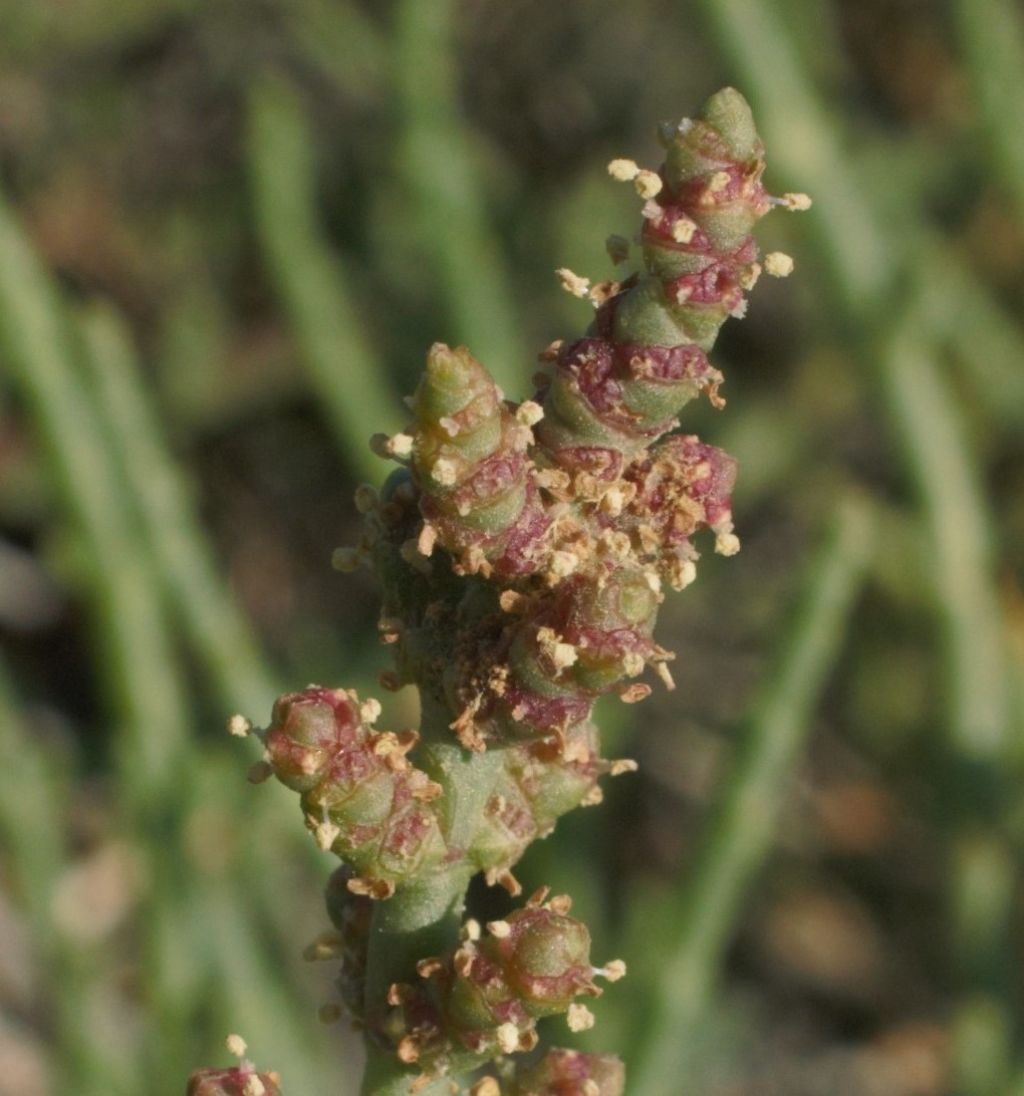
[195,87,806,1095]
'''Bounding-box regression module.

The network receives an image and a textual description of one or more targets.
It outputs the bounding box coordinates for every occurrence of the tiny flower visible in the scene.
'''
[606,158,639,181]
[556,268,592,298]
[633,170,663,199]
[763,251,794,277]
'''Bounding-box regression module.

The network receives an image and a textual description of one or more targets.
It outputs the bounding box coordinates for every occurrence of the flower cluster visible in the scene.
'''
[243,686,446,899]
[208,88,805,1094]
[355,88,806,764]
[383,890,623,1079]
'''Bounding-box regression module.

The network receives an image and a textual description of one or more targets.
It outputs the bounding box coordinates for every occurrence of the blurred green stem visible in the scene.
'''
[911,243,1024,432]
[393,0,525,393]
[0,661,107,1092]
[0,188,299,1094]
[699,0,1016,1084]
[630,494,873,1091]
[248,76,401,480]
[879,327,1009,762]
[0,190,191,810]
[0,659,65,957]
[954,0,1024,224]
[77,303,281,714]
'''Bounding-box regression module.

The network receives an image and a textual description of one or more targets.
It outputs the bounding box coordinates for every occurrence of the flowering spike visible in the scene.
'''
[384,899,600,1075]
[212,89,805,1096]
[259,687,448,891]
[410,342,549,575]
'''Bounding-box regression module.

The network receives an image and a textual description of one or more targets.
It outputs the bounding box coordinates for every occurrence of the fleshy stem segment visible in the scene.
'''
[209,88,806,1096]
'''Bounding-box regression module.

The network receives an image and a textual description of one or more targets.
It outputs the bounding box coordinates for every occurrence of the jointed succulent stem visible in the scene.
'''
[192,87,807,1096]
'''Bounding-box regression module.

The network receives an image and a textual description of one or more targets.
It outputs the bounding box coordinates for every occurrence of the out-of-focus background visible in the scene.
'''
[0,1,1021,1094]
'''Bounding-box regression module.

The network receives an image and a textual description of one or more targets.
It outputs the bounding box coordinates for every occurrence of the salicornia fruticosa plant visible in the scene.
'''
[187,88,807,1096]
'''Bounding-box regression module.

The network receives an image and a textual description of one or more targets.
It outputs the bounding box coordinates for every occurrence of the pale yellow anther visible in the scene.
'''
[620,683,652,704]
[583,1082,600,1096]
[580,785,604,807]
[372,732,401,757]
[669,558,697,590]
[601,529,632,558]
[499,589,526,613]
[430,457,458,486]
[516,400,544,427]
[739,262,762,290]
[396,1034,420,1064]
[764,251,794,277]
[537,626,578,670]
[609,758,639,776]
[605,233,630,264]
[607,158,639,181]
[346,875,395,900]
[417,956,445,979]
[227,713,252,738]
[554,642,579,670]
[550,550,580,578]
[314,820,341,852]
[671,218,697,244]
[601,958,627,982]
[707,170,731,193]
[622,651,646,677]
[226,1034,248,1059]
[599,484,625,517]
[588,280,619,307]
[715,531,741,556]
[496,1022,520,1054]
[556,268,591,298]
[634,169,663,200]
[567,1003,595,1032]
[537,338,563,362]
[388,433,414,458]
[386,980,407,1007]
[359,697,382,725]
[487,919,512,939]
[463,918,482,941]
[243,1076,266,1096]
[535,468,571,493]
[471,1079,501,1096]
[562,739,590,764]
[644,570,663,594]
[783,191,813,211]
[417,523,438,557]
